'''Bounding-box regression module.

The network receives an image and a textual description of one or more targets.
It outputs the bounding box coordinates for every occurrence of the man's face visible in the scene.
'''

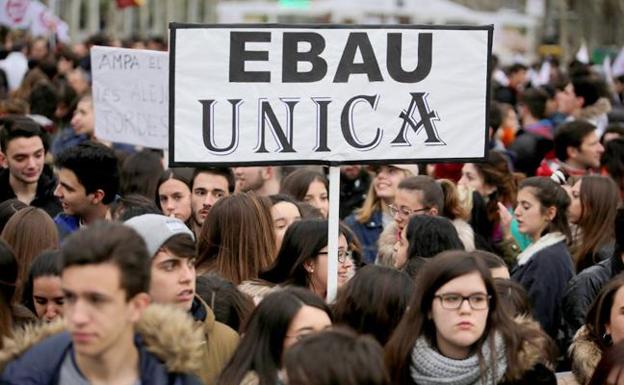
[150,249,196,311]
[5,136,45,185]
[234,167,265,193]
[191,172,230,227]
[571,131,604,169]
[556,83,581,115]
[62,263,144,358]
[70,99,94,136]
[509,69,527,88]
[54,168,92,217]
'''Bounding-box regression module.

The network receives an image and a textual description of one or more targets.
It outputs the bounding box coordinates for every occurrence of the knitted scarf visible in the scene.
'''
[410,333,507,385]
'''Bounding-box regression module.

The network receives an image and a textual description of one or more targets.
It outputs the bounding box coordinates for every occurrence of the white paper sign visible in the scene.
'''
[91,46,168,149]
[170,24,492,166]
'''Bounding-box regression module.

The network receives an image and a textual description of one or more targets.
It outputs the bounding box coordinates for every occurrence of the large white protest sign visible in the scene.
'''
[91,46,168,149]
[170,24,492,166]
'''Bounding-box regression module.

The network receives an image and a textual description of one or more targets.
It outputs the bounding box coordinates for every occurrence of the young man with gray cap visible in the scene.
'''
[125,214,239,385]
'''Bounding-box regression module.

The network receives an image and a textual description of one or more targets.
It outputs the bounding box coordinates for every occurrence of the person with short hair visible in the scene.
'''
[510,87,555,176]
[125,214,239,385]
[53,142,120,239]
[234,166,280,196]
[538,120,604,177]
[190,167,235,237]
[0,115,61,217]
[0,221,203,385]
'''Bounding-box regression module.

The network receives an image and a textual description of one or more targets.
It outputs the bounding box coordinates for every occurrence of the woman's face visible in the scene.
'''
[607,286,624,345]
[33,275,64,322]
[271,201,301,251]
[373,166,407,202]
[430,271,489,359]
[304,179,329,218]
[567,179,582,224]
[458,163,493,197]
[158,178,193,222]
[514,187,553,241]
[393,226,409,269]
[283,305,332,351]
[308,234,352,295]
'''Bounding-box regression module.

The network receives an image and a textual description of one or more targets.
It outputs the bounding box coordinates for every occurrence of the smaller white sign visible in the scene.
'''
[91,46,168,149]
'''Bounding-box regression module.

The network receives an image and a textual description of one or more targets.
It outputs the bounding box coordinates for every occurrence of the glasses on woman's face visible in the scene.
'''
[434,293,491,310]
[317,250,353,263]
[387,204,429,218]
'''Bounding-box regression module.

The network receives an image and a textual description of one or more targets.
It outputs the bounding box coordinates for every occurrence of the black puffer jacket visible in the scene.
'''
[562,252,624,342]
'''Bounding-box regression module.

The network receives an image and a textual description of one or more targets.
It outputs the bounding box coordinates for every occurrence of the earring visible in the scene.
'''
[603,332,613,346]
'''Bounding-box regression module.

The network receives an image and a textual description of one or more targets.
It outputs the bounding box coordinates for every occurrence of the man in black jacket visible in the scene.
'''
[563,208,624,340]
[0,115,61,217]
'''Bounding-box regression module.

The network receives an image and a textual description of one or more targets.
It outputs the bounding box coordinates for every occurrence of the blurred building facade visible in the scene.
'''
[44,0,624,62]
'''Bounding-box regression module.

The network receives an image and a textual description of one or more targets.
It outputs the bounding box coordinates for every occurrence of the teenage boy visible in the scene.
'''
[0,221,203,384]
[190,167,235,237]
[53,142,119,239]
[0,115,61,216]
[125,213,239,385]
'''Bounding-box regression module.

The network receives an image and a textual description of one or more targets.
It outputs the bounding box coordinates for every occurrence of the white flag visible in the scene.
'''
[576,41,590,64]
[612,47,624,78]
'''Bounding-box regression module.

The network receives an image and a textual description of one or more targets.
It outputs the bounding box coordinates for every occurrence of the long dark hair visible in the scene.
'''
[216,287,332,385]
[586,276,624,351]
[385,251,528,384]
[333,265,413,345]
[260,219,329,288]
[0,240,17,348]
[588,341,624,385]
[573,176,620,271]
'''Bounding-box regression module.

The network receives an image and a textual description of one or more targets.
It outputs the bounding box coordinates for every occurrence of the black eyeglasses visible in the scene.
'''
[387,204,430,217]
[434,293,491,310]
[317,250,352,263]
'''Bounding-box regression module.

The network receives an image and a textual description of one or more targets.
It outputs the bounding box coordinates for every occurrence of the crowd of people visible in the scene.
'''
[0,27,623,385]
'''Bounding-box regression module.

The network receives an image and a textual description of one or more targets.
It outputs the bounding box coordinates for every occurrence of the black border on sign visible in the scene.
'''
[168,23,494,168]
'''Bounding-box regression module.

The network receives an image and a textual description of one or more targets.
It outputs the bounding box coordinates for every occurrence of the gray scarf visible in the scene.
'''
[410,333,507,385]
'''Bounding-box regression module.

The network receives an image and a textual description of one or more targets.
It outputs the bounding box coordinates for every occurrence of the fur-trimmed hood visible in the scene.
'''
[504,315,556,382]
[0,303,204,375]
[569,325,602,385]
[575,97,612,121]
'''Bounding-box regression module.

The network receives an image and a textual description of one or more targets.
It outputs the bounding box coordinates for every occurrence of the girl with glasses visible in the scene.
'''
[385,251,556,385]
[259,219,354,300]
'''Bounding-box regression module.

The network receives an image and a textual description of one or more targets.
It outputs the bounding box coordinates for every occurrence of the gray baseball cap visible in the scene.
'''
[125,214,195,257]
